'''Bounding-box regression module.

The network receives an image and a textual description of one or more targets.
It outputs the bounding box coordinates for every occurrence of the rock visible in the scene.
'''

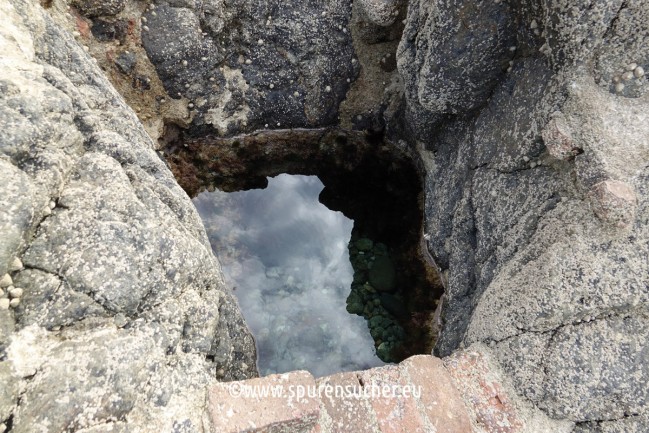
[355,237,374,251]
[0,0,256,430]
[0,361,19,421]
[379,293,407,320]
[70,0,125,17]
[368,255,396,292]
[114,51,136,75]
[542,116,581,160]
[589,179,637,229]
[357,0,402,27]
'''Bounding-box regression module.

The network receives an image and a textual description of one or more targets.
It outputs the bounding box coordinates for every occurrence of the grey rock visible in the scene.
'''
[70,0,126,17]
[357,0,402,27]
[0,361,18,421]
[141,0,357,135]
[0,0,256,431]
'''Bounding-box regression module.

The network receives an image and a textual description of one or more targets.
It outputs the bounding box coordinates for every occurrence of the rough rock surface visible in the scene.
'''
[2,0,649,429]
[0,0,256,431]
[398,0,649,430]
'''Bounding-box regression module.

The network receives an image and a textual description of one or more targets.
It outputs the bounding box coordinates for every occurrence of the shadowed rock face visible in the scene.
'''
[140,0,358,134]
[2,0,649,430]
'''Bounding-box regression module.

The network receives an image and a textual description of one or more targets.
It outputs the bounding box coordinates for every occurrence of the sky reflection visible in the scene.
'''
[193,174,384,377]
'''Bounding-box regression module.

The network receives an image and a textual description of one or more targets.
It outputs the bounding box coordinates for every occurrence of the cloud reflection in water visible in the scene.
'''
[193,174,384,377]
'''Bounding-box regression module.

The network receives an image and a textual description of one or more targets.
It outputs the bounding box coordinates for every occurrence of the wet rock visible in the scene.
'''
[355,237,374,251]
[368,255,396,292]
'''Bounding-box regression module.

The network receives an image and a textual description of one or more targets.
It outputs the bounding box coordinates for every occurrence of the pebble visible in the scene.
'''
[9,287,23,298]
[0,299,9,310]
[0,274,12,288]
[9,298,20,307]
[9,257,23,272]
[635,66,645,78]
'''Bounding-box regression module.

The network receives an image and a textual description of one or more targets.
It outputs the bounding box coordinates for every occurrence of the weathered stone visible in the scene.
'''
[444,349,523,433]
[316,371,379,433]
[358,365,429,433]
[70,0,125,17]
[400,355,474,433]
[357,0,402,27]
[589,179,637,229]
[542,116,580,160]
[206,371,320,433]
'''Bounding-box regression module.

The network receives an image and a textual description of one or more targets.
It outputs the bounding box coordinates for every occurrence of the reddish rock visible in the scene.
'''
[400,355,475,433]
[316,371,379,433]
[588,179,637,229]
[358,365,429,433]
[444,350,524,433]
[206,370,320,433]
[542,117,580,160]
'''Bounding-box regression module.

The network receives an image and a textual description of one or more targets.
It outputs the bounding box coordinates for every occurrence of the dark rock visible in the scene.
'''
[91,18,128,43]
[368,255,396,292]
[114,51,136,74]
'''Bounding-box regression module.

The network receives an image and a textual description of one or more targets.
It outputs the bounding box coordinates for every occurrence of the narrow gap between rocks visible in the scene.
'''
[161,125,444,376]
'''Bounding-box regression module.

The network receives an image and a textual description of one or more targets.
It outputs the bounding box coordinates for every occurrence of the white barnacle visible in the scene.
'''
[634,66,645,78]
[325,85,331,92]
[142,25,149,32]
[615,82,625,93]
[293,91,299,97]
[245,59,252,65]
[201,56,208,61]
[258,39,264,45]
[622,71,634,81]
[627,62,638,71]
[269,84,274,89]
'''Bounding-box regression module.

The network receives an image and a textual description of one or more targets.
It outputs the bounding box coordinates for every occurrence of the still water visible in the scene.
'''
[194,174,384,377]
